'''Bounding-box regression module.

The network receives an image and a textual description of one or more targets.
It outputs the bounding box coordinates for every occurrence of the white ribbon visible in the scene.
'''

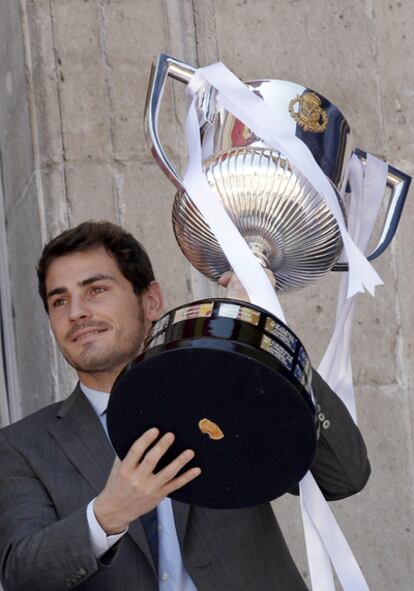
[318,154,388,420]
[181,61,387,591]
[300,153,387,591]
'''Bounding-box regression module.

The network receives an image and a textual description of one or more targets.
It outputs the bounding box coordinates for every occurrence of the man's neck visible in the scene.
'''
[76,369,122,393]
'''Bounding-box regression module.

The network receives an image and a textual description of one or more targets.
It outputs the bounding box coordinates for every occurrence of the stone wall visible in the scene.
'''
[0,1,413,588]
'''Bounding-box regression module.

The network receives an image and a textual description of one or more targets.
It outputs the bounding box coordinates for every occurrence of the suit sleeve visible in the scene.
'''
[0,432,119,591]
[306,370,371,500]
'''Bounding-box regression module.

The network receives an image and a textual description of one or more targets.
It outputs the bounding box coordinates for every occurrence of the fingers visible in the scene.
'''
[222,273,249,302]
[139,432,176,473]
[218,271,232,288]
[163,466,202,496]
[123,430,187,476]
[122,428,160,470]
[122,430,202,495]
[155,448,195,484]
[155,448,202,496]
[218,269,277,295]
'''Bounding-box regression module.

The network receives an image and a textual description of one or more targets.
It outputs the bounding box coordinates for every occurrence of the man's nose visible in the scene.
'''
[68,296,92,322]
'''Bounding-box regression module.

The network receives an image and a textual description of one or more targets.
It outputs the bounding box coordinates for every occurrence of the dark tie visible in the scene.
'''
[140,508,159,571]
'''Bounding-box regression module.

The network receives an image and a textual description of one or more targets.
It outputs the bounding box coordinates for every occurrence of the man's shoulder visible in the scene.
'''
[0,389,78,442]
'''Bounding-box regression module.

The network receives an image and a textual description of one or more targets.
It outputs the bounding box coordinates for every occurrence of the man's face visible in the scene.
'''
[45,247,161,383]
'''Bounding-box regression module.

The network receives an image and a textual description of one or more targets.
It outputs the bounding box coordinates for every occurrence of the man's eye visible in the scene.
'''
[52,298,67,307]
[92,286,106,295]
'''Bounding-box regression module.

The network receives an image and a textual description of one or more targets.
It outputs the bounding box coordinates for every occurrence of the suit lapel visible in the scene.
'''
[47,385,156,571]
[47,386,114,493]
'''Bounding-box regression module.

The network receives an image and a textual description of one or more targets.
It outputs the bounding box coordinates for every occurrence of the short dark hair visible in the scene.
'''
[37,221,155,313]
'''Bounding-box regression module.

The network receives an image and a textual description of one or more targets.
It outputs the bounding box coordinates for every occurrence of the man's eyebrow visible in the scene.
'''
[46,274,116,299]
[47,286,67,299]
[79,274,116,287]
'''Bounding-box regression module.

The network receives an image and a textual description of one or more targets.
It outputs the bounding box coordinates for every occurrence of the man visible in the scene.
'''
[0,221,370,590]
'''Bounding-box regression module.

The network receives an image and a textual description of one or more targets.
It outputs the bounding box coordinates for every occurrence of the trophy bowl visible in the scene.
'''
[145,55,409,280]
[173,147,344,291]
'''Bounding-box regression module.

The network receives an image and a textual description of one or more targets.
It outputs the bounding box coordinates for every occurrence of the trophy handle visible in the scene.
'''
[332,148,411,271]
[144,53,196,191]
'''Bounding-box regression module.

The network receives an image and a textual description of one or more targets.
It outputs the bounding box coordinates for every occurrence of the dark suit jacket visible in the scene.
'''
[0,372,370,591]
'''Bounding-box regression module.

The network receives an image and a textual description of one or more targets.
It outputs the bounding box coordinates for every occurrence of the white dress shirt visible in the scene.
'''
[80,383,197,590]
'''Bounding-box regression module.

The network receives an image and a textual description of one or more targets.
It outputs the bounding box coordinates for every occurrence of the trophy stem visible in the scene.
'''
[247,240,271,269]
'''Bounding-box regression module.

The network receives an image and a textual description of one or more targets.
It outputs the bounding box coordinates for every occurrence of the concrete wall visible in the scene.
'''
[0,0,413,588]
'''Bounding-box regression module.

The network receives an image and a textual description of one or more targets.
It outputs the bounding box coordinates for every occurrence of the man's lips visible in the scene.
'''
[69,327,109,343]
[74,329,106,342]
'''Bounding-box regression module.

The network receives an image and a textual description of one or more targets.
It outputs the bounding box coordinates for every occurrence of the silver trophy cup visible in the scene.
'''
[106,55,410,510]
[145,54,410,291]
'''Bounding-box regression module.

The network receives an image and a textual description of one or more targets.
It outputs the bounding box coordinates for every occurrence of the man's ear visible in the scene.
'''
[141,281,164,323]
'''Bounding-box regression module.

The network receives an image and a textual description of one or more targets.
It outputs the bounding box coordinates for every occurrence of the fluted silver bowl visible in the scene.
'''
[173,147,344,291]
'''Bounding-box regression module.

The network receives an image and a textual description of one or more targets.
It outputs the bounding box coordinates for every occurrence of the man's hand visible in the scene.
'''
[93,429,201,534]
[218,269,276,302]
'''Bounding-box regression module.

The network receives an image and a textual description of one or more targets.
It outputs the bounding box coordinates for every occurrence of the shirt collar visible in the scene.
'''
[80,383,110,417]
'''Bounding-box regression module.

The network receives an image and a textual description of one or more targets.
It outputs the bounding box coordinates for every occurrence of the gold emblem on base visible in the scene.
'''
[289,92,328,132]
[198,418,224,440]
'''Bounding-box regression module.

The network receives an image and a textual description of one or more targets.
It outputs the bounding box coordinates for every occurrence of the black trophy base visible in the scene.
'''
[107,336,317,509]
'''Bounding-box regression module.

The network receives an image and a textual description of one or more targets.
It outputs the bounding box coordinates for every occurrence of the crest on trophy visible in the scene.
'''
[288,91,328,132]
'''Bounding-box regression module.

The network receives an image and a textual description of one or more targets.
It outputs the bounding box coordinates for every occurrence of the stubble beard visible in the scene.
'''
[63,308,147,376]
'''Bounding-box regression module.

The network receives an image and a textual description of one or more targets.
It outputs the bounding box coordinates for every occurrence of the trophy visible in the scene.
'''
[107,54,410,509]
